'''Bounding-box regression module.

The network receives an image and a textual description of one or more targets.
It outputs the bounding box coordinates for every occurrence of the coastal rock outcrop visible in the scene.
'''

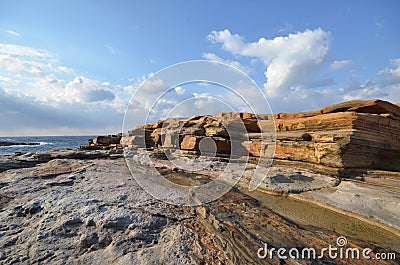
[79,99,400,172]
[119,99,400,172]
[80,134,123,150]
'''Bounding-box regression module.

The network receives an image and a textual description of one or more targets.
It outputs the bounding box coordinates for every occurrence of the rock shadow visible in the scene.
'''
[270,173,314,184]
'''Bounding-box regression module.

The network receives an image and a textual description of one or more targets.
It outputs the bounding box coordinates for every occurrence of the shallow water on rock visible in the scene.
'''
[242,187,400,252]
[163,170,400,253]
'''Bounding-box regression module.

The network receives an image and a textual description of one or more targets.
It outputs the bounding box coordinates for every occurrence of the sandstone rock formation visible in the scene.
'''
[274,99,400,171]
[120,99,400,172]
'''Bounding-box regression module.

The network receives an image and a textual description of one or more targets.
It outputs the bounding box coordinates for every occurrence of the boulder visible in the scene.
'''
[179,136,232,154]
[81,135,122,150]
[92,135,121,145]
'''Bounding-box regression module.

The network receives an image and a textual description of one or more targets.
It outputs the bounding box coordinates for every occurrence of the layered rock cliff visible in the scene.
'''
[84,99,400,172]
[273,99,400,171]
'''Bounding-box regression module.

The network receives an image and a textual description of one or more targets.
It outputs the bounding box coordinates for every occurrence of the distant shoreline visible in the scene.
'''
[0,141,40,147]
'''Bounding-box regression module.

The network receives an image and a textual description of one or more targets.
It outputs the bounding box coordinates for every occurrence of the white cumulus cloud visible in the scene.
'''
[207,28,332,98]
[64,76,116,103]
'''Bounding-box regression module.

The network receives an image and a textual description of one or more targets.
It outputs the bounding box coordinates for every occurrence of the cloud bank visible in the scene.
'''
[0,43,128,135]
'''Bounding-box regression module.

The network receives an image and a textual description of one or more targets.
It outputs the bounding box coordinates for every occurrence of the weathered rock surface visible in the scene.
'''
[0,153,399,264]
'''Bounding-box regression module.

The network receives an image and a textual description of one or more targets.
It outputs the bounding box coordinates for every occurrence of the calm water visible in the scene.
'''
[0,136,94,156]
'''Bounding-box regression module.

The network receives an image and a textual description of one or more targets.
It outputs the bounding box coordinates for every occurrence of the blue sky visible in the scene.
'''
[0,0,399,135]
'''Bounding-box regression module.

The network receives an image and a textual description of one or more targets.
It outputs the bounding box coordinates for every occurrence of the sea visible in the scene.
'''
[0,136,95,156]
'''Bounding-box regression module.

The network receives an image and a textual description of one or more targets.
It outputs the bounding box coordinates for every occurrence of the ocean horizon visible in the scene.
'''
[0,135,95,156]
